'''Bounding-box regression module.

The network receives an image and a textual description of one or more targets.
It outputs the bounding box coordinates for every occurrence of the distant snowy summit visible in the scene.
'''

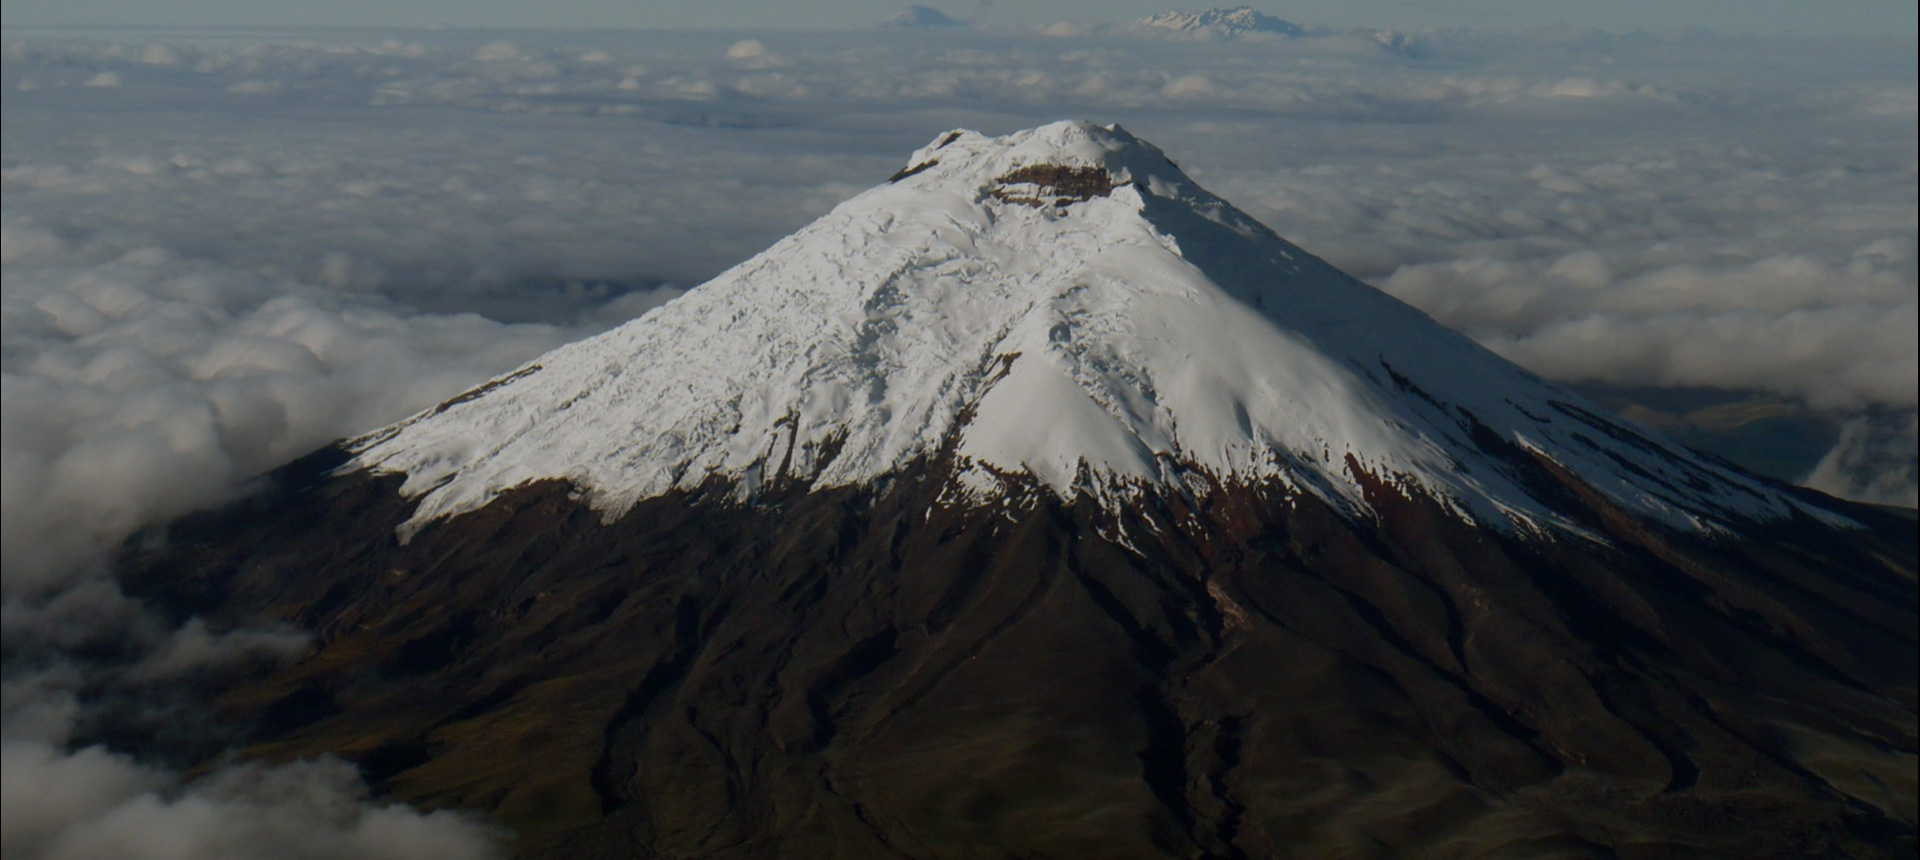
[880,5,965,29]
[1135,7,1306,38]
[1131,7,1418,55]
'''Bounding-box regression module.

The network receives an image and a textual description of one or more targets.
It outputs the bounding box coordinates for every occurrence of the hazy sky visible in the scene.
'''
[3,0,1916,36]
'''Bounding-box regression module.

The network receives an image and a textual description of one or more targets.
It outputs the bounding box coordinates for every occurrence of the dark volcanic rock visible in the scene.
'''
[120,446,1918,859]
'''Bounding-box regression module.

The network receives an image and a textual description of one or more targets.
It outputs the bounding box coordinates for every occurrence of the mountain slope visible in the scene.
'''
[115,122,1918,859]
[348,122,1837,539]
[125,445,1918,858]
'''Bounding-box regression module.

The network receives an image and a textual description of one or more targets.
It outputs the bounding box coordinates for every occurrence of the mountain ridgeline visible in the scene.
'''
[122,122,1916,859]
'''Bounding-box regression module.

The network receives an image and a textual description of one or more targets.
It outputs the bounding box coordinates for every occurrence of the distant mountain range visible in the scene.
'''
[880,4,964,29]
[1135,6,1307,37]
[1133,7,1419,55]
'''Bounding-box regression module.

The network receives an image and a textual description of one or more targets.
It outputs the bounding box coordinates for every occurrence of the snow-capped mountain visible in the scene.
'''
[118,122,1916,860]
[1135,7,1307,38]
[1132,8,1421,56]
[349,121,1840,540]
[879,4,963,29]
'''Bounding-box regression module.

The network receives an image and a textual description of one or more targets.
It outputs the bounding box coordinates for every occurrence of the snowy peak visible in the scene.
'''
[893,121,1184,193]
[347,121,1849,539]
[1135,7,1307,38]
[1131,8,1419,56]
[880,5,964,29]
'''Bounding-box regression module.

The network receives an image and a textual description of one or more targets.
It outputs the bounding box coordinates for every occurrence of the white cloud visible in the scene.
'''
[1,741,168,859]
[0,582,496,860]
[1806,412,1920,506]
[725,38,765,61]
[470,41,527,63]
[0,220,624,593]
[1377,249,1917,409]
[137,43,194,68]
[724,38,788,69]
[1,744,504,860]
[126,618,309,682]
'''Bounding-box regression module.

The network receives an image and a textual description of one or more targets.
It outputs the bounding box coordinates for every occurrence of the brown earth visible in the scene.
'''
[120,445,1918,859]
[986,164,1117,209]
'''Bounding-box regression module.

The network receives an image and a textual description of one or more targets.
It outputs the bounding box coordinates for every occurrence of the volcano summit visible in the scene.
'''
[125,122,1916,859]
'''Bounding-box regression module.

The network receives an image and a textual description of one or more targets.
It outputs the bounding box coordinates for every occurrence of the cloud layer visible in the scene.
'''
[2,743,503,860]
[1,22,1914,859]
[0,218,630,593]
[4,29,1910,439]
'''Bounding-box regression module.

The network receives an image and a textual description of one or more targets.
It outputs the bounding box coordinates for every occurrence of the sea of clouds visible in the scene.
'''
[1,22,1914,859]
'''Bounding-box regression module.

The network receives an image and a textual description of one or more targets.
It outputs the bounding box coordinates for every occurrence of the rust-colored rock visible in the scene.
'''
[986,164,1116,208]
